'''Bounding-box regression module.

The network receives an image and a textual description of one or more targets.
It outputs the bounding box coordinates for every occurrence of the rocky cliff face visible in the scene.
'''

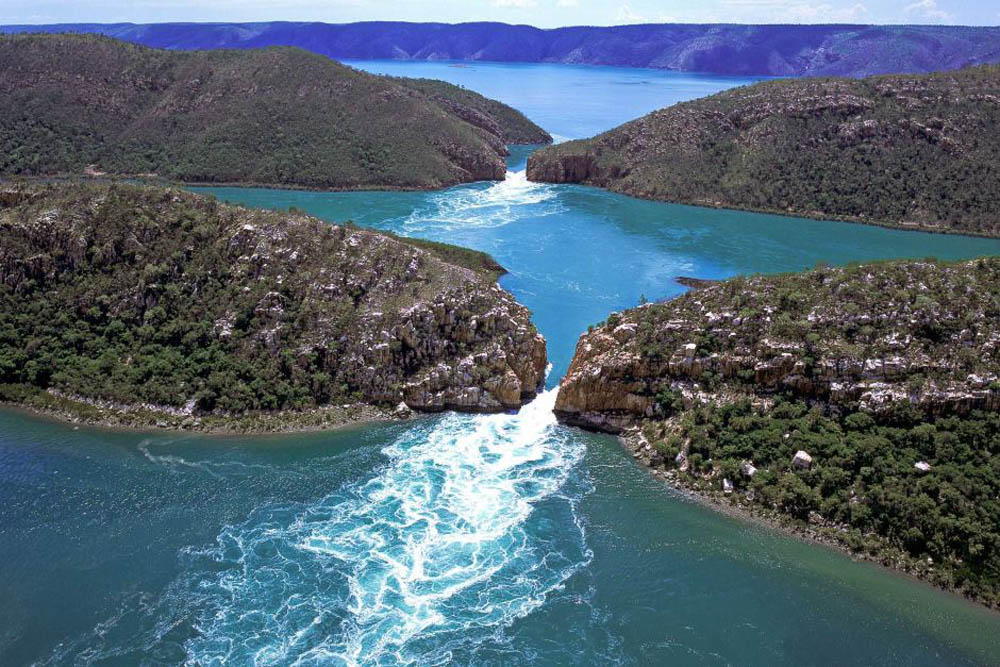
[528,66,1000,238]
[526,153,601,184]
[556,259,1000,432]
[0,183,546,422]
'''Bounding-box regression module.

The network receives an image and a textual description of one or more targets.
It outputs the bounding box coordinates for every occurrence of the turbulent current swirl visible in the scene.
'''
[394,170,565,233]
[50,389,591,665]
[187,389,588,665]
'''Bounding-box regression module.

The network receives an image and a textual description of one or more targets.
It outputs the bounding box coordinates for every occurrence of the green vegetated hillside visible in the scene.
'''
[556,259,1000,605]
[0,34,550,189]
[528,66,1000,237]
[386,76,551,145]
[0,182,547,431]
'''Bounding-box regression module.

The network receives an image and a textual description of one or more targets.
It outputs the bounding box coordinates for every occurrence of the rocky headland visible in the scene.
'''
[0,34,550,190]
[556,259,1000,605]
[0,182,547,432]
[528,66,1000,238]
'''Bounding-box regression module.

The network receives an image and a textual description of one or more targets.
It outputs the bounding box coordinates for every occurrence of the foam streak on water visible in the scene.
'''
[394,170,565,233]
[154,389,590,665]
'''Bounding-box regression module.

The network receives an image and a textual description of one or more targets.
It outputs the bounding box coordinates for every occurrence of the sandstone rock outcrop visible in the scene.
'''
[556,259,1000,431]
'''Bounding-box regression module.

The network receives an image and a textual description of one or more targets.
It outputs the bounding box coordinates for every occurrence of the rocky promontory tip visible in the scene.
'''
[557,259,1000,431]
[0,182,547,432]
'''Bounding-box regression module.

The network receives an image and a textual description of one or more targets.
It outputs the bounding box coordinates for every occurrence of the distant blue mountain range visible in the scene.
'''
[3,21,999,77]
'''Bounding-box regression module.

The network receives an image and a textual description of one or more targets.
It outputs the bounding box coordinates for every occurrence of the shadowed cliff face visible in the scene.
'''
[0,183,547,420]
[556,259,1000,433]
[525,153,600,184]
[5,22,1000,78]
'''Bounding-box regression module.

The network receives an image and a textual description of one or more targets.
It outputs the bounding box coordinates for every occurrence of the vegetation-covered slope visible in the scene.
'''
[528,66,1000,237]
[557,259,1000,604]
[387,76,550,146]
[0,182,547,429]
[6,22,1000,78]
[0,34,550,189]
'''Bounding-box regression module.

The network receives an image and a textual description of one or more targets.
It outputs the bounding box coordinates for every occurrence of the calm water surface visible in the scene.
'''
[3,61,1000,665]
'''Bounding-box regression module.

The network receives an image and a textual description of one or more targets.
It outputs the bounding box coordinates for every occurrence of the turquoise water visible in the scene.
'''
[4,61,1000,665]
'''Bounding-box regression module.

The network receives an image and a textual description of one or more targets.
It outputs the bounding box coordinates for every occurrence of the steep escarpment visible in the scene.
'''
[0,34,549,189]
[528,66,1000,238]
[0,183,547,430]
[557,259,1000,605]
[8,22,1000,78]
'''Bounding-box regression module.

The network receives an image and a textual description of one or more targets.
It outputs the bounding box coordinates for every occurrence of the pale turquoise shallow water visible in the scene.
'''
[3,61,1000,665]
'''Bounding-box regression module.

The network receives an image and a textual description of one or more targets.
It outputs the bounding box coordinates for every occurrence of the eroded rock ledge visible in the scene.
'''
[0,182,546,430]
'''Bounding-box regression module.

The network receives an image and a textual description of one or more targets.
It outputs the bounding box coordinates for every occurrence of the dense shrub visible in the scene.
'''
[670,397,1000,605]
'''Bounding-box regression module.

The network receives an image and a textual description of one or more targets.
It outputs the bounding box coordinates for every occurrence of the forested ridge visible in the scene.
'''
[0,182,547,429]
[557,258,1000,604]
[528,66,1000,237]
[0,34,550,190]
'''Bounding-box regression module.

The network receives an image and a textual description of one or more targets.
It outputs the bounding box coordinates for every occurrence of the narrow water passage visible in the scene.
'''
[200,160,1000,380]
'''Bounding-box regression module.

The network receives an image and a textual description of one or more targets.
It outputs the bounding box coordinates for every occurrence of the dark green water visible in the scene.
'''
[3,61,1000,665]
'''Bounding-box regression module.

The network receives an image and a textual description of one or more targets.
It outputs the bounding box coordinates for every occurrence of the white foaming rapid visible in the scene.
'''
[395,170,565,233]
[165,389,591,665]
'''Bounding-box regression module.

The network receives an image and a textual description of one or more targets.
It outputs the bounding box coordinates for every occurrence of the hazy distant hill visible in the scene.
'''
[0,33,549,189]
[3,21,1000,77]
